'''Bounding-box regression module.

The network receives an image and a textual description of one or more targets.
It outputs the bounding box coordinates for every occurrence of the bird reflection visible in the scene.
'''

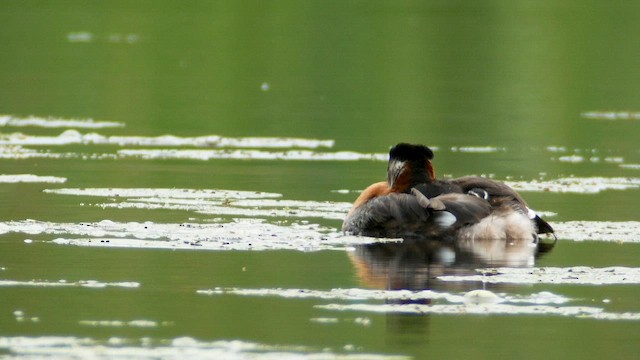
[350,237,554,291]
[348,236,556,343]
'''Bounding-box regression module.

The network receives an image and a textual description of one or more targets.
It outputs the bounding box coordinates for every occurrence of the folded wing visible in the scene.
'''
[342,190,491,240]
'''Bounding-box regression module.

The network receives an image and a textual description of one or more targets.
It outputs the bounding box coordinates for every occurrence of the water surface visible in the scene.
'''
[1,1,640,359]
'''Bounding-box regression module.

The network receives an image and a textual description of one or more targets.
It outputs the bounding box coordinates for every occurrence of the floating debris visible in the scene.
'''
[505,177,640,193]
[438,266,640,285]
[553,221,640,242]
[0,219,386,252]
[0,174,66,183]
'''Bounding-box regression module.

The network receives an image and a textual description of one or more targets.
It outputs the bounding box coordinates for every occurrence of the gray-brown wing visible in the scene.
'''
[451,176,528,206]
[342,192,491,240]
[451,176,555,235]
[342,193,429,238]
[434,193,492,226]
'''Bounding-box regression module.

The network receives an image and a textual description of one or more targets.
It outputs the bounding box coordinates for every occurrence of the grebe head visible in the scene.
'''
[387,143,436,189]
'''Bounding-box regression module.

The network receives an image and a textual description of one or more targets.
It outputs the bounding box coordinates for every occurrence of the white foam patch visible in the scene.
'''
[0,174,66,183]
[316,303,640,320]
[505,177,640,193]
[621,163,640,170]
[554,221,640,242]
[581,111,640,120]
[12,310,40,323]
[66,31,94,42]
[117,149,387,161]
[438,266,640,285]
[66,32,143,44]
[0,219,388,252]
[0,336,408,360]
[0,279,139,288]
[0,115,125,129]
[605,157,624,163]
[546,146,567,153]
[331,189,356,194]
[309,317,340,324]
[0,130,334,149]
[557,155,585,163]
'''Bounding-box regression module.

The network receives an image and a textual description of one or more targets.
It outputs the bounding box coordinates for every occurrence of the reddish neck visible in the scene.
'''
[426,160,436,181]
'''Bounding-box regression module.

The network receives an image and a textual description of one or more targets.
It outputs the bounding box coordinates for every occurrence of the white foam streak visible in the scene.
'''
[198,287,458,302]
[201,286,639,320]
[0,279,139,288]
[199,287,570,306]
[0,130,335,149]
[316,303,640,320]
[581,111,640,120]
[79,319,166,328]
[117,149,387,161]
[0,336,408,360]
[44,187,282,200]
[505,177,640,193]
[451,146,504,153]
[0,115,124,128]
[44,187,351,220]
[99,200,349,220]
[0,174,66,183]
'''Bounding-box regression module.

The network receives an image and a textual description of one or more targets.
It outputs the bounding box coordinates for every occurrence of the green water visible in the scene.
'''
[1,1,640,359]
